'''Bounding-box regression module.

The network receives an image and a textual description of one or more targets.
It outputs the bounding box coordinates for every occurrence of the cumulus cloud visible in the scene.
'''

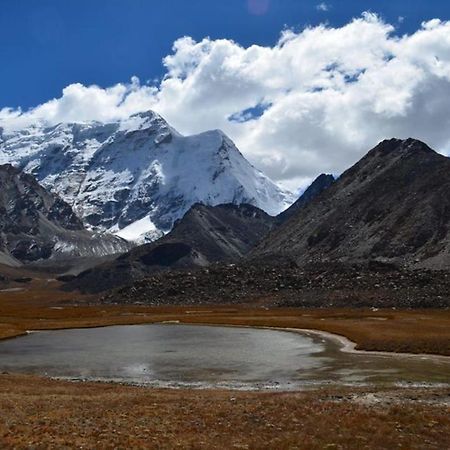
[2,13,450,190]
[0,77,158,130]
[316,3,330,12]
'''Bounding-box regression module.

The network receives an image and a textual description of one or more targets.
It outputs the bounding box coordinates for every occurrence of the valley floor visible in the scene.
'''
[1,283,449,448]
[0,374,449,449]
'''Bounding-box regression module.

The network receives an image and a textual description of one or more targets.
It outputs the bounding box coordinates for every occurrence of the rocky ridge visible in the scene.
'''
[254,139,450,269]
[277,173,335,224]
[0,164,129,264]
[64,203,276,292]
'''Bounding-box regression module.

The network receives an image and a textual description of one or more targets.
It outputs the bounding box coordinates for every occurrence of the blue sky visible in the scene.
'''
[1,0,449,109]
[1,1,450,189]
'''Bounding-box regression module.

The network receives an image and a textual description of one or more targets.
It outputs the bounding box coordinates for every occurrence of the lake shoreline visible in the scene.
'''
[4,320,450,361]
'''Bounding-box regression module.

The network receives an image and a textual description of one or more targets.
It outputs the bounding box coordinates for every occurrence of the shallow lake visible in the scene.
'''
[0,324,448,390]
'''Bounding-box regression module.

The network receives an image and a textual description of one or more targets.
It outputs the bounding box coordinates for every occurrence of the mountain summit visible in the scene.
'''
[0,111,292,242]
[277,173,335,224]
[253,138,450,269]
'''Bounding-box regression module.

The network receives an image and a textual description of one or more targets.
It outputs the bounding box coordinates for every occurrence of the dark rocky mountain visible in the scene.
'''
[64,203,276,293]
[0,164,129,264]
[253,138,450,269]
[277,173,335,224]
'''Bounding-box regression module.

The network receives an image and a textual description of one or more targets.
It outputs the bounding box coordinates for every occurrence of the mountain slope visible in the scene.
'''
[0,164,129,264]
[253,138,450,269]
[65,203,275,293]
[277,173,335,224]
[0,111,292,241]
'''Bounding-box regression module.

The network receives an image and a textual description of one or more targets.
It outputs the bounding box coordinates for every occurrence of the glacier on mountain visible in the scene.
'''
[0,111,293,242]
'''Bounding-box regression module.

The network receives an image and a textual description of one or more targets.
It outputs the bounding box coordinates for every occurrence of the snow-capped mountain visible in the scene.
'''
[0,111,292,241]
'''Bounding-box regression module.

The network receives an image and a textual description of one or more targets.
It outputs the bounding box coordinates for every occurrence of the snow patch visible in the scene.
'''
[114,215,163,243]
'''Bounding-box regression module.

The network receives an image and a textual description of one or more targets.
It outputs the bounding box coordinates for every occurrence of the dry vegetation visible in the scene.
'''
[0,374,449,449]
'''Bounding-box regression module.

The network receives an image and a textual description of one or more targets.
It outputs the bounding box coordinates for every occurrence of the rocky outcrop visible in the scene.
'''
[0,164,129,264]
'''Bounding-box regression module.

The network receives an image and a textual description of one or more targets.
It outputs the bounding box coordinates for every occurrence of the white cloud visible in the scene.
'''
[316,3,330,12]
[2,13,450,190]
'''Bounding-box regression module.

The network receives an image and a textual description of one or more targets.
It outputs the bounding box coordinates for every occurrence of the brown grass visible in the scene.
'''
[0,374,449,449]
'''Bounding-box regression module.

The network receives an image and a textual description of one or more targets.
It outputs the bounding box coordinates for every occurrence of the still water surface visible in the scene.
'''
[0,324,448,389]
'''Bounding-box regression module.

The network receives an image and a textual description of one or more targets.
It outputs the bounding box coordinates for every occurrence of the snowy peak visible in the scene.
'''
[118,110,179,144]
[0,111,292,242]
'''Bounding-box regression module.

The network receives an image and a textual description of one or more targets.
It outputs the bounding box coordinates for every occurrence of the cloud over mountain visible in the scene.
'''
[2,13,450,190]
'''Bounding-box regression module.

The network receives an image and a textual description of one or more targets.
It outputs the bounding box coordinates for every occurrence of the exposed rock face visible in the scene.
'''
[162,203,276,262]
[277,173,335,224]
[253,139,450,269]
[64,203,275,293]
[0,164,129,263]
[0,111,292,242]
